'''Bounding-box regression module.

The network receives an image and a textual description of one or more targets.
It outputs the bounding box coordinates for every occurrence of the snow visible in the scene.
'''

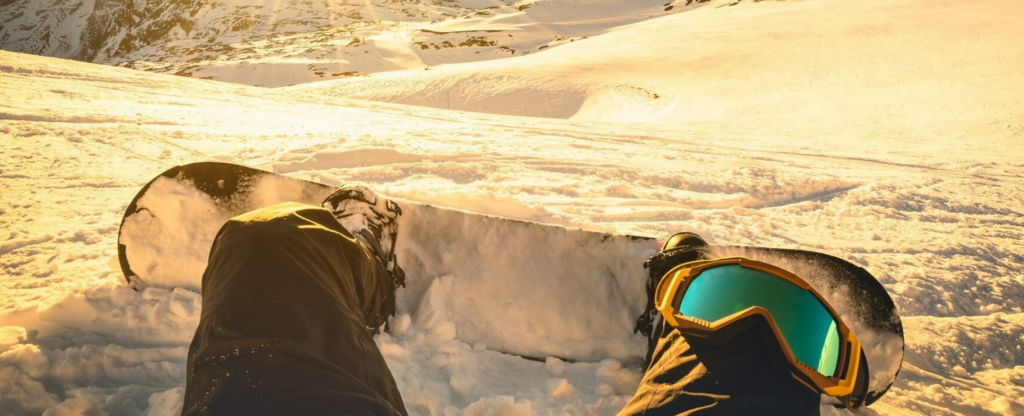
[0,0,698,87]
[120,177,226,290]
[1,0,1024,414]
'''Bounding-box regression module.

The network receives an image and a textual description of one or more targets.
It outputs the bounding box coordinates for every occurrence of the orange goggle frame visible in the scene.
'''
[655,257,865,407]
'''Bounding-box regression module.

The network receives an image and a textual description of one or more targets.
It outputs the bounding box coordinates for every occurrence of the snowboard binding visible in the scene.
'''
[322,185,406,329]
[634,232,711,363]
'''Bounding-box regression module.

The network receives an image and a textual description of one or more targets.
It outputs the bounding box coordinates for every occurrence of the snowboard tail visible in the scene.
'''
[117,162,902,403]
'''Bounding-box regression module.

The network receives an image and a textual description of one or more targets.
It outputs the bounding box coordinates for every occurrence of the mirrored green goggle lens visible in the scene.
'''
[677,265,841,377]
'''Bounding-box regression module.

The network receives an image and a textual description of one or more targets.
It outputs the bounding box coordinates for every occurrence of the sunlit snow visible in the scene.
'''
[1,0,1023,415]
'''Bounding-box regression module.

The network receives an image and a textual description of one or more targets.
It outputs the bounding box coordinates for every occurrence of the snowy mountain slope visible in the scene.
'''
[2,42,1023,415]
[2,0,1024,414]
[0,0,702,86]
[301,0,1024,149]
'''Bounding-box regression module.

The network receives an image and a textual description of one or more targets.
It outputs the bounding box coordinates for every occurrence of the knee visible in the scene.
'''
[226,202,346,234]
[232,202,331,225]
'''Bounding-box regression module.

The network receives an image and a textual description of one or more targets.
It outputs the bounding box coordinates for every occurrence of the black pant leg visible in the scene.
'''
[619,319,821,416]
[182,202,407,416]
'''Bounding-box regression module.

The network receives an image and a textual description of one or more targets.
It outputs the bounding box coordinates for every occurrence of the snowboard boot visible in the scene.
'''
[322,185,405,331]
[634,232,710,364]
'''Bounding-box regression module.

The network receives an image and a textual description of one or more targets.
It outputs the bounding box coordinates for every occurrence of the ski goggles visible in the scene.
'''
[655,257,868,407]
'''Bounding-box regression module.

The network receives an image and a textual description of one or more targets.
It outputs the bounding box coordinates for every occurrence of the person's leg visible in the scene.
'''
[619,318,821,415]
[182,202,407,416]
[620,233,820,416]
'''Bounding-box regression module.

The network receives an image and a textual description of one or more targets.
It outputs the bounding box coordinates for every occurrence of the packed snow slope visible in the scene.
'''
[0,0,703,86]
[302,0,1024,141]
[1,0,1024,415]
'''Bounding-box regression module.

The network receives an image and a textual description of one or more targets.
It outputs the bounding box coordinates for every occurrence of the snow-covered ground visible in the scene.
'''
[1,0,1023,414]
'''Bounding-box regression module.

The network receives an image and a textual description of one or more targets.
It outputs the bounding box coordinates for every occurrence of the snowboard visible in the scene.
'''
[117,161,903,405]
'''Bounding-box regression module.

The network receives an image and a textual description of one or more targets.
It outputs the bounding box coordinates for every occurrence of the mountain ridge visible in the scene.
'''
[0,0,701,86]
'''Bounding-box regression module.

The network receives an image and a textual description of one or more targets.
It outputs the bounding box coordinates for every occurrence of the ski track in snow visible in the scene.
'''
[2,0,1024,414]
